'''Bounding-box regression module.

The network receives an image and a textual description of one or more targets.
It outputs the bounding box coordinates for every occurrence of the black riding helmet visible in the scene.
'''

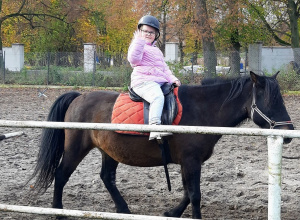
[138,15,160,41]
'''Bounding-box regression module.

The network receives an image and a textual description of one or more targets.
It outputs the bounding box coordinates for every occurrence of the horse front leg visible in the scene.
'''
[164,169,190,217]
[166,159,202,219]
[183,162,202,219]
[100,152,130,214]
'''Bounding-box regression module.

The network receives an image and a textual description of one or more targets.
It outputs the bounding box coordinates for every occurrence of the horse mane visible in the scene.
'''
[201,77,233,86]
[261,76,282,107]
[223,77,249,105]
[201,76,249,105]
[201,75,281,107]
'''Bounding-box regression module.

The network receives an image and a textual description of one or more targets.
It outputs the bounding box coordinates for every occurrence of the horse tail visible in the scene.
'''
[28,91,81,194]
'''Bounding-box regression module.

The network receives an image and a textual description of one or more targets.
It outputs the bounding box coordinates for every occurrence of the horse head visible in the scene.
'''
[249,71,294,144]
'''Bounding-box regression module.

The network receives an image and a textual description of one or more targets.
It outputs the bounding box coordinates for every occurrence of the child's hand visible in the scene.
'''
[134,29,143,39]
[174,80,181,87]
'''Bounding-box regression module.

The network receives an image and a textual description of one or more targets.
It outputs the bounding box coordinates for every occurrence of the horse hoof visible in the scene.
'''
[164,211,172,217]
[164,210,182,218]
[164,211,176,217]
[56,216,68,220]
[117,208,131,214]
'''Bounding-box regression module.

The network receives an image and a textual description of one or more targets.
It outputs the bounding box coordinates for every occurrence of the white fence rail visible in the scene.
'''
[0,120,300,220]
[0,203,191,220]
[0,120,300,138]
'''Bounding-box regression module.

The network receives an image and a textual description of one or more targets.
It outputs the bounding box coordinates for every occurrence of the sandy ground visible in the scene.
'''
[0,87,299,220]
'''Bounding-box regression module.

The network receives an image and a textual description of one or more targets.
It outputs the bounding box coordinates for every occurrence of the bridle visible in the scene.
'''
[250,84,293,129]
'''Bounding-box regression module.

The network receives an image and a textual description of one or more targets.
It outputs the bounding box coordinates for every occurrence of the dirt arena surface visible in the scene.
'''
[0,87,299,220]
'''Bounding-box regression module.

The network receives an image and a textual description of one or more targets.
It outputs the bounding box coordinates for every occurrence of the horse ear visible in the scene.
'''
[250,71,265,86]
[250,71,259,84]
[272,71,280,79]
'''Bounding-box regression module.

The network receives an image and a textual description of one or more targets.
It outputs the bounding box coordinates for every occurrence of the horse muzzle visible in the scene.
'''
[273,123,294,144]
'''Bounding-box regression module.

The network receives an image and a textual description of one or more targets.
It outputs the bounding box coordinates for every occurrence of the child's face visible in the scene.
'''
[140,25,156,44]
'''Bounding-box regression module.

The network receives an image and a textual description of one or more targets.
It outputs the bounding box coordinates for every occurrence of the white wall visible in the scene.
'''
[165,42,179,62]
[261,47,294,73]
[248,42,262,74]
[3,44,24,71]
[83,43,96,72]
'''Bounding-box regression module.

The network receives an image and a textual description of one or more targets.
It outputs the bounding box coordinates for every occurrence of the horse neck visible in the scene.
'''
[180,81,251,127]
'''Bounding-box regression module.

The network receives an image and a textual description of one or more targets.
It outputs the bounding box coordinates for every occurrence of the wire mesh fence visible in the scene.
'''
[0,47,299,90]
[0,51,132,88]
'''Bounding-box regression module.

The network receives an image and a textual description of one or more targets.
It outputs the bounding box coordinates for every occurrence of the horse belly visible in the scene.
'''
[94,131,164,167]
[66,91,165,167]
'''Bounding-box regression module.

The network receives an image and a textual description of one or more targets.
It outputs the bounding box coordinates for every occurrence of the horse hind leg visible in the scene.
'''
[52,138,92,210]
[100,151,130,214]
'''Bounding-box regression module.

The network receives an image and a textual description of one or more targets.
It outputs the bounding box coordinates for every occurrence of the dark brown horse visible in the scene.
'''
[29,72,293,219]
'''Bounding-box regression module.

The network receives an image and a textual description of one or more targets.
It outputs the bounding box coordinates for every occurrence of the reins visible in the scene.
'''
[250,84,293,129]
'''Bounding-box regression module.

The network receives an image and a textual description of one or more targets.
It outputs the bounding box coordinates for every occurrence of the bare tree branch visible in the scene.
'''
[247,2,290,46]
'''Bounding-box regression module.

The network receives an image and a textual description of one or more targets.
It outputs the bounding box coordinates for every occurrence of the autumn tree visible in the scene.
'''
[2,0,290,73]
[166,0,199,64]
[246,0,300,64]
[211,0,271,76]
[0,0,81,52]
[225,0,242,76]
[195,0,217,77]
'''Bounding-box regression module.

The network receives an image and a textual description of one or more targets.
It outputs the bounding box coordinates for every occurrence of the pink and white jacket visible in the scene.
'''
[128,38,179,88]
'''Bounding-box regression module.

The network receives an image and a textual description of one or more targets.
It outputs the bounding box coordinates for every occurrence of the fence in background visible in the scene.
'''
[0,51,131,87]
[1,44,300,87]
[0,49,246,87]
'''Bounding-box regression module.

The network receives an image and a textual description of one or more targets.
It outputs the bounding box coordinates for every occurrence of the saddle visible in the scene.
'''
[111,83,182,135]
[128,83,178,125]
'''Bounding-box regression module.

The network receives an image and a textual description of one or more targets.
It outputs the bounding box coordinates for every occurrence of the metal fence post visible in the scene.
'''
[93,50,96,86]
[3,51,5,82]
[248,42,262,74]
[268,135,283,220]
[0,50,5,84]
[2,51,5,84]
[47,52,50,85]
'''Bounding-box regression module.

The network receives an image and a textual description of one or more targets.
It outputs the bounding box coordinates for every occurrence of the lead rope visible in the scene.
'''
[250,84,293,129]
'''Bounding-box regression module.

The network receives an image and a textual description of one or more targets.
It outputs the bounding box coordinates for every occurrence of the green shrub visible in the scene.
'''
[276,66,300,92]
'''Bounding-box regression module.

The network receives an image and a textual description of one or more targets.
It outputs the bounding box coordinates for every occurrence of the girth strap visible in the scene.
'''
[157,137,172,191]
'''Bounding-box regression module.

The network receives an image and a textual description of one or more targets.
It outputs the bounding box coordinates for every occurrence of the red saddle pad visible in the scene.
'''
[111,87,182,135]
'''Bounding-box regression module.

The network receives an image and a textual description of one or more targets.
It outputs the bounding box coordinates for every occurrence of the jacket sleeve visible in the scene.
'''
[127,38,146,65]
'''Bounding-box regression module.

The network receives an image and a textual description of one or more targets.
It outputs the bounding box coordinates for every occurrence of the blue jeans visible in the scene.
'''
[132,81,164,125]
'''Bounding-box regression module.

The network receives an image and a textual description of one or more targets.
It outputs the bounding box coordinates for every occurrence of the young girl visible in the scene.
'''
[127,15,181,140]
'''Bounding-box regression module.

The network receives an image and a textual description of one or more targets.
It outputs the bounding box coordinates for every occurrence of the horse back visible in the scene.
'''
[65,90,119,124]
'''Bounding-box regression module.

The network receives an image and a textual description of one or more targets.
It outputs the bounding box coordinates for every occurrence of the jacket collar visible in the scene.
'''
[146,41,157,46]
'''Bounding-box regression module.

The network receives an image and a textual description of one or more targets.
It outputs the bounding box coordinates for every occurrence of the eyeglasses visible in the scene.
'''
[141,29,156,36]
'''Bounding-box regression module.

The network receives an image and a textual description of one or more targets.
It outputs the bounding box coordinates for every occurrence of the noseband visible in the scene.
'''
[250,84,293,129]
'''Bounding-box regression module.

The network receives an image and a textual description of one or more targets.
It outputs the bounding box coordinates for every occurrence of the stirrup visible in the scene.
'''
[160,132,173,137]
[149,131,161,140]
[149,132,173,141]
